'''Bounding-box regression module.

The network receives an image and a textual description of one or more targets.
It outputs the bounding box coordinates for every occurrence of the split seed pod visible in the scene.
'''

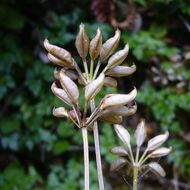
[44,39,74,67]
[85,73,105,101]
[75,23,89,60]
[51,82,71,105]
[147,132,169,151]
[148,162,166,177]
[59,70,79,105]
[106,65,136,77]
[106,44,129,69]
[100,88,137,110]
[114,124,131,148]
[110,158,127,172]
[150,147,172,158]
[104,77,117,87]
[53,107,68,118]
[100,29,121,61]
[99,114,122,124]
[90,28,102,60]
[134,120,147,147]
[111,147,128,157]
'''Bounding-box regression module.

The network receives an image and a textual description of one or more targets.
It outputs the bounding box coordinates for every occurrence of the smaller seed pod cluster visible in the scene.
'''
[44,23,137,129]
[111,121,172,178]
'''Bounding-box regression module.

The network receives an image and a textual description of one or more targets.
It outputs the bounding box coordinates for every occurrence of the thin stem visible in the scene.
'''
[90,60,94,79]
[90,99,105,190]
[83,59,89,81]
[133,165,139,190]
[138,148,148,165]
[82,127,90,190]
[128,145,135,164]
[135,147,140,163]
[93,60,101,79]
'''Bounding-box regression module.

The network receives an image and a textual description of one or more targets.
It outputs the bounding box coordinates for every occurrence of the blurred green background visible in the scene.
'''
[0,0,190,189]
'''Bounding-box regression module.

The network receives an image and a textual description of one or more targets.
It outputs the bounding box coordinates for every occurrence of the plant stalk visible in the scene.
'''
[133,165,139,190]
[82,127,90,190]
[90,99,105,190]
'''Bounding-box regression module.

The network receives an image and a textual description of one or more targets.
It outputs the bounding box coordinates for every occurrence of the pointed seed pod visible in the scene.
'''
[114,124,131,148]
[75,23,89,60]
[65,70,78,81]
[111,146,128,157]
[85,73,105,101]
[100,29,121,61]
[106,65,136,77]
[100,88,137,109]
[51,82,71,105]
[134,120,147,147]
[104,77,117,87]
[147,132,169,151]
[59,70,79,104]
[101,105,137,117]
[90,28,102,60]
[148,162,166,177]
[150,147,172,158]
[53,107,68,118]
[106,44,129,69]
[110,158,126,172]
[44,39,73,67]
[99,114,122,124]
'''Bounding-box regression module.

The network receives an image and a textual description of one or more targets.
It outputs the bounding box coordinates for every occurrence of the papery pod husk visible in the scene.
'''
[147,132,169,151]
[111,146,128,157]
[53,107,68,118]
[104,77,117,87]
[51,82,72,105]
[100,88,137,110]
[148,162,166,177]
[106,65,136,77]
[106,44,129,69]
[110,158,127,172]
[99,114,122,124]
[85,73,105,101]
[65,70,78,81]
[44,39,74,67]
[101,105,137,117]
[150,147,172,158]
[59,70,79,105]
[114,124,131,148]
[75,23,89,60]
[134,120,147,147]
[100,29,121,61]
[90,28,102,60]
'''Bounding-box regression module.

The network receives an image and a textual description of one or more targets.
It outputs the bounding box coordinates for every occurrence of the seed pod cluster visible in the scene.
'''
[111,121,171,177]
[44,24,137,128]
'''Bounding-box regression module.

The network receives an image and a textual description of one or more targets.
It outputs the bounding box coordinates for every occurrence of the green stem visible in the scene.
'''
[83,59,89,81]
[90,99,105,190]
[82,127,89,190]
[133,165,139,190]
[90,60,94,79]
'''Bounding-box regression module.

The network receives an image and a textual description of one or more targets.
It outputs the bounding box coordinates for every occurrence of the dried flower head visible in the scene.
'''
[111,121,171,183]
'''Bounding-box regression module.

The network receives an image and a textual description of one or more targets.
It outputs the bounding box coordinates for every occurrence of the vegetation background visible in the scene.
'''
[0,0,190,189]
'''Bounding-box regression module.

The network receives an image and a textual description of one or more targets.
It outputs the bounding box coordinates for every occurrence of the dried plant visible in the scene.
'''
[111,121,172,190]
[44,24,137,190]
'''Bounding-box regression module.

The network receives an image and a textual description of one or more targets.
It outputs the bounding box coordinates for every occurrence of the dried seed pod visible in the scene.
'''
[85,73,105,101]
[99,114,122,124]
[147,132,169,151]
[114,124,131,148]
[148,162,166,177]
[90,28,102,60]
[110,158,127,172]
[59,70,79,105]
[53,107,68,118]
[150,147,172,158]
[100,88,137,109]
[51,82,71,105]
[106,65,136,77]
[134,120,147,147]
[102,105,137,116]
[106,44,129,69]
[75,23,89,60]
[104,77,117,87]
[44,39,74,67]
[65,70,78,81]
[100,29,121,61]
[111,146,128,157]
